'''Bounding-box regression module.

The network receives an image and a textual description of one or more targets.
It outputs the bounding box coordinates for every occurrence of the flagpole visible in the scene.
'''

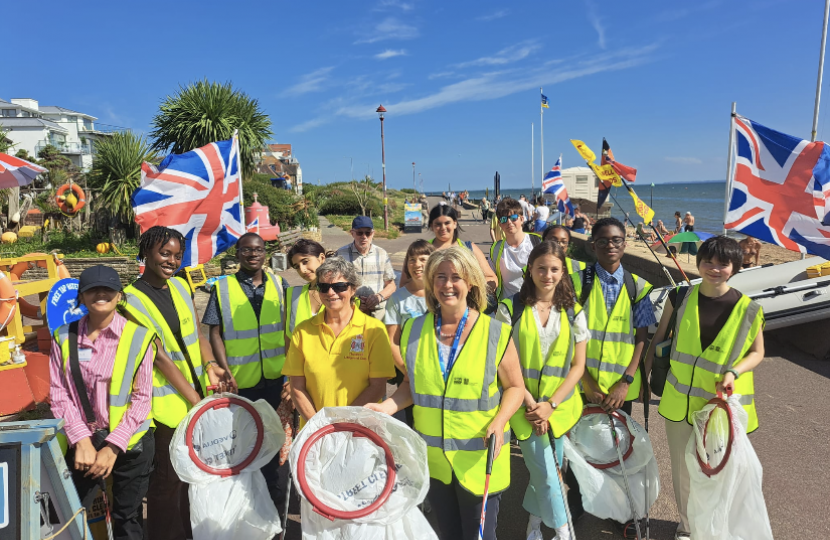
[722,103,736,235]
[540,88,544,194]
[531,123,535,199]
[812,0,830,143]
[234,129,245,227]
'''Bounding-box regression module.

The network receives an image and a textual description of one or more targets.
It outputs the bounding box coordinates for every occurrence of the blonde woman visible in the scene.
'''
[367,247,524,540]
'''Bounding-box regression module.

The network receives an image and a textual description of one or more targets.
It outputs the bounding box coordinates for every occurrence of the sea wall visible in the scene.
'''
[569,232,701,287]
[20,258,223,285]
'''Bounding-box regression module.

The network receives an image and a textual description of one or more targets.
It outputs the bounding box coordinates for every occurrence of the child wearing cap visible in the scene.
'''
[50,265,157,540]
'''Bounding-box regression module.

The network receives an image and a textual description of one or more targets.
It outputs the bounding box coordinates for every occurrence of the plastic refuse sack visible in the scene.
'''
[685,394,773,540]
[289,406,436,540]
[563,408,659,523]
[172,393,286,540]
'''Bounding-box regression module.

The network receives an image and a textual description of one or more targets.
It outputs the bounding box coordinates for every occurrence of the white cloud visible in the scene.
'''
[374,0,414,11]
[375,49,407,60]
[585,0,606,49]
[290,117,332,133]
[280,67,334,97]
[476,9,509,22]
[428,71,455,80]
[355,17,419,44]
[665,157,703,165]
[455,41,541,68]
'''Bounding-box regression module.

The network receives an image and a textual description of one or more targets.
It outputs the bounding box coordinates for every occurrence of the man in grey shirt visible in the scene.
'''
[336,216,397,319]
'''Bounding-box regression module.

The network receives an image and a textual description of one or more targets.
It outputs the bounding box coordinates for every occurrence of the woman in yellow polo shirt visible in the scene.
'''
[284,257,395,426]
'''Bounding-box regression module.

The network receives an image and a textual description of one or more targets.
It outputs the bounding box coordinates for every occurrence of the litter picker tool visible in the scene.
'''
[638,361,651,540]
[98,478,114,540]
[279,408,300,540]
[548,430,577,540]
[607,409,643,540]
[477,434,497,540]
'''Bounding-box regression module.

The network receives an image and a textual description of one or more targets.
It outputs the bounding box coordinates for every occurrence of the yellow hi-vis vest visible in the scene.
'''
[566,258,586,274]
[499,296,583,439]
[401,312,512,496]
[286,283,315,345]
[489,234,542,300]
[123,277,207,428]
[572,267,653,400]
[658,284,763,432]
[55,321,156,450]
[215,272,286,389]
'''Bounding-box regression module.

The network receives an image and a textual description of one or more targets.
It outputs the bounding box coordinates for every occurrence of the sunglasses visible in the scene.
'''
[317,282,351,293]
[498,214,520,224]
[353,230,374,237]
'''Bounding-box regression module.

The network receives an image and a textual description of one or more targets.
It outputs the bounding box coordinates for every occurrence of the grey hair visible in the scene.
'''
[315,256,362,289]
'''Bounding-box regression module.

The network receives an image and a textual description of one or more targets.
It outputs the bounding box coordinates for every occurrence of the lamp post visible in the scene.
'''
[412,162,416,192]
[377,104,388,231]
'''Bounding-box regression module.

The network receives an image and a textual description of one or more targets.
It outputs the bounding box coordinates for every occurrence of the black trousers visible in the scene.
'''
[566,399,633,519]
[428,474,502,540]
[238,377,290,515]
[68,430,154,540]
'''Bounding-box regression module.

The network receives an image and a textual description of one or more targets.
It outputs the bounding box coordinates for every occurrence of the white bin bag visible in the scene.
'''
[685,394,773,540]
[289,406,436,540]
[171,393,286,540]
[563,407,659,523]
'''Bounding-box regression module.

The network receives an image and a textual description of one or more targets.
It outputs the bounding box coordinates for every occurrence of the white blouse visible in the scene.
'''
[497,303,589,359]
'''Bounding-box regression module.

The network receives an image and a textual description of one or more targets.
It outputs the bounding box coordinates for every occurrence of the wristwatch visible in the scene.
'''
[622,374,635,384]
[548,400,558,410]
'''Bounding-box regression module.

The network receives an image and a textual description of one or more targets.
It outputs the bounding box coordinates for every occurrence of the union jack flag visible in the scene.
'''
[542,156,574,216]
[726,115,830,258]
[131,136,244,268]
[246,216,260,233]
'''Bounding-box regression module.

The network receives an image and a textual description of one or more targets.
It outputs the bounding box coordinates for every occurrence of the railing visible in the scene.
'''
[35,141,92,155]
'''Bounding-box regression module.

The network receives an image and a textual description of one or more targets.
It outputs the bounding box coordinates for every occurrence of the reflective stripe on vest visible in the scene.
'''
[502,297,583,439]
[659,284,763,432]
[566,258,586,274]
[123,277,206,428]
[401,312,511,496]
[572,268,652,400]
[56,320,155,450]
[216,272,286,389]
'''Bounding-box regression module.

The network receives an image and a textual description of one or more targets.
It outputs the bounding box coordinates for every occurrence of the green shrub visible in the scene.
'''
[243,177,318,230]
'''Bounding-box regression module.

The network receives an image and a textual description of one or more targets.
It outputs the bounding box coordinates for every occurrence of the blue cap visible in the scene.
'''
[351,216,374,230]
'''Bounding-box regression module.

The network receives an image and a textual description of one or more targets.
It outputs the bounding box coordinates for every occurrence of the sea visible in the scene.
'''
[459,181,730,235]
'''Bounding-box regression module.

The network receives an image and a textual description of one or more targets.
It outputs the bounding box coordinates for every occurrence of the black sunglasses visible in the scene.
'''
[317,282,351,293]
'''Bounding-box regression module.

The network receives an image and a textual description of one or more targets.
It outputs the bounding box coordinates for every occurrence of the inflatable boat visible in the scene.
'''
[649,257,830,331]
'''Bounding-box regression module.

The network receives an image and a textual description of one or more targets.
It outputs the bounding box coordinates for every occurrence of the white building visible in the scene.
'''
[0,98,112,171]
[559,166,599,200]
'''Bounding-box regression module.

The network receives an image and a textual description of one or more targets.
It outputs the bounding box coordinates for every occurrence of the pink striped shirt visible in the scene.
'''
[49,313,154,453]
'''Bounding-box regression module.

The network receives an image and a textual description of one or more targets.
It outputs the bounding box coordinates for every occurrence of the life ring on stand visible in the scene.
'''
[55,184,86,217]
[9,253,70,319]
[0,271,18,330]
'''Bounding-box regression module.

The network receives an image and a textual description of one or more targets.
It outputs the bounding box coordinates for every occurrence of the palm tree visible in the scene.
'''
[149,80,272,178]
[89,131,157,222]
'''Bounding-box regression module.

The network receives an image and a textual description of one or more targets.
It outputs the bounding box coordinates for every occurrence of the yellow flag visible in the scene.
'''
[626,186,655,223]
[589,163,623,187]
[570,140,596,163]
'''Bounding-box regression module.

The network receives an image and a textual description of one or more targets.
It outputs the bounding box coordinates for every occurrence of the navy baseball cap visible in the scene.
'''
[351,216,374,230]
[78,265,123,293]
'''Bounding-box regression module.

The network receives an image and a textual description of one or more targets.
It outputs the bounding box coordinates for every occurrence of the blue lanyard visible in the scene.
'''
[436,308,469,381]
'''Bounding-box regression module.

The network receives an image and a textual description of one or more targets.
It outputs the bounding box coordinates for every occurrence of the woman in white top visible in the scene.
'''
[534,198,551,234]
[489,198,542,301]
[496,241,588,540]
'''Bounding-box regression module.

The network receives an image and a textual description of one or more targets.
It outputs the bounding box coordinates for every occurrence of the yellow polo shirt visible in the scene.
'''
[283,308,395,426]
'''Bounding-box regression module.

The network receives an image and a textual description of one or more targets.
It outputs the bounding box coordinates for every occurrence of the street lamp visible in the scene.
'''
[376,104,388,231]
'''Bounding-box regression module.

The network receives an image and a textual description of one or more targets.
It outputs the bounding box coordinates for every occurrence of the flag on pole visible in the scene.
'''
[542,156,575,216]
[541,94,550,109]
[131,136,244,268]
[622,181,655,223]
[246,216,260,233]
[602,138,637,182]
[570,139,595,162]
[726,115,830,258]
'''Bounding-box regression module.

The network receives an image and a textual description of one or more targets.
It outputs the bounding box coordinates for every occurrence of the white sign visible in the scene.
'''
[0,462,8,529]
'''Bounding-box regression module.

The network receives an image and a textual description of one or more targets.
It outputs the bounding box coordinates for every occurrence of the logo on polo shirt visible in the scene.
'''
[350,334,365,354]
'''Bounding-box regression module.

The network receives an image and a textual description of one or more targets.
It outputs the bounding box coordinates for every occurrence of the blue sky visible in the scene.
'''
[5,0,829,190]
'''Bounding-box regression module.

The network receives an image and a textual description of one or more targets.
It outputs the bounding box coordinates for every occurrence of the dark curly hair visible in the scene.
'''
[591,217,626,239]
[518,241,575,311]
[137,226,185,260]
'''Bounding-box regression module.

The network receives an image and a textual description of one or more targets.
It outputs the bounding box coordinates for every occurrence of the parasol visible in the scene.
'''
[0,153,48,188]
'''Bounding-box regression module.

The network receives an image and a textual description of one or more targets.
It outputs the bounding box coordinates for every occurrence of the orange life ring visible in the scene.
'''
[0,271,17,329]
[9,253,70,320]
[55,183,86,216]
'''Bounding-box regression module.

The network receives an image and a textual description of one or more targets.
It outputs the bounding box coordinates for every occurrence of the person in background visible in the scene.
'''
[496,242,587,540]
[655,220,671,237]
[284,257,395,428]
[683,211,695,232]
[568,217,656,536]
[402,205,497,294]
[336,215,397,320]
[644,236,765,540]
[534,197,551,234]
[674,211,683,233]
[123,226,230,540]
[50,265,156,540]
[490,206,506,244]
[203,232,290,512]
[570,205,588,235]
[739,237,762,268]
[543,225,587,274]
[519,194,534,223]
[367,247,524,540]
[480,197,492,223]
[489,197,542,301]
[636,222,657,243]
[286,240,335,344]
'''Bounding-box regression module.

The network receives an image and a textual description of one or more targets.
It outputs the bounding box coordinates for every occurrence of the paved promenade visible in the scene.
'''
[216,198,829,540]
